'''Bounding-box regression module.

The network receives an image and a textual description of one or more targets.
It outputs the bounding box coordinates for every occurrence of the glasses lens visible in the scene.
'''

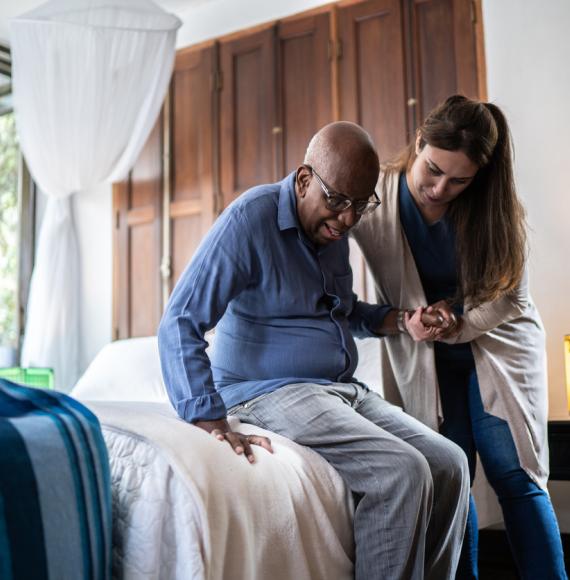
[326,195,351,212]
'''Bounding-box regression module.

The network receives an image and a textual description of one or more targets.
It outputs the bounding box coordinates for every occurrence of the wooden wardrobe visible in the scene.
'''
[113,0,486,339]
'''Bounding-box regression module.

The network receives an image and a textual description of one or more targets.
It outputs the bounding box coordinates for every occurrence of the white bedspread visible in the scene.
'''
[85,401,355,580]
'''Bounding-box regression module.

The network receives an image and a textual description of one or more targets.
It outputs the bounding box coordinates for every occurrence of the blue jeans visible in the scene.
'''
[436,353,567,580]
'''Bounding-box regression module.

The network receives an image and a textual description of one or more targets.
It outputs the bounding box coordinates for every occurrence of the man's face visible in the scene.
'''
[295,164,377,246]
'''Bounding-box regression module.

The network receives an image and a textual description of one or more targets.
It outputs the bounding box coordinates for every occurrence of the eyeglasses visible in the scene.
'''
[307,165,381,215]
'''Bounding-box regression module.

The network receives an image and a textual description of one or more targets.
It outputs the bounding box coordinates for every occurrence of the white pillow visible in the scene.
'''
[72,336,168,402]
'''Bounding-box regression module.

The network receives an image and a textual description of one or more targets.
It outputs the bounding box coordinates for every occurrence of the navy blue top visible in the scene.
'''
[159,172,390,422]
[398,173,474,362]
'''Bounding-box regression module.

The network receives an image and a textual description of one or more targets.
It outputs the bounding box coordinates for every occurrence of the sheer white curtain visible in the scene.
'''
[10,0,181,389]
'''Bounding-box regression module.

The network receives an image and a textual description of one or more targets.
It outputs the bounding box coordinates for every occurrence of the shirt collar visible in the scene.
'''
[278,171,301,232]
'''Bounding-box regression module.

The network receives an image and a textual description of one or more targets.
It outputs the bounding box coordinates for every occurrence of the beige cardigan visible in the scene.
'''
[352,172,549,489]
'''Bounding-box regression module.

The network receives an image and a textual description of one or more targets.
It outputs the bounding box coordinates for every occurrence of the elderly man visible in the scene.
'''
[159,122,469,579]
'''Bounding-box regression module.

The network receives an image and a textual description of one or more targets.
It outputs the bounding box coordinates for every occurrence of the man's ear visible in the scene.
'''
[296,165,311,198]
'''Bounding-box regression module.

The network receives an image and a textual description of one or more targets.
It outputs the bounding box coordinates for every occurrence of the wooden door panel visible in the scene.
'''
[220,27,276,208]
[451,0,480,99]
[277,11,333,176]
[113,118,163,339]
[339,0,409,162]
[414,0,456,117]
[172,48,216,207]
[169,44,217,290]
[129,222,160,336]
[407,0,480,125]
[172,215,205,285]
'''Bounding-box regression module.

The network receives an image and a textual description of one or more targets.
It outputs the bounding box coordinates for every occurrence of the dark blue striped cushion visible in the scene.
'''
[0,379,111,580]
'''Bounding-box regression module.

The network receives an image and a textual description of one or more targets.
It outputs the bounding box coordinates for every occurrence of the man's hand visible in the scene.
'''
[194,418,274,463]
[405,307,445,342]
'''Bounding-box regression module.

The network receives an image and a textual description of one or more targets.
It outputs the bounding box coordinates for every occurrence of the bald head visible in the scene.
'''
[294,122,380,246]
[304,121,379,193]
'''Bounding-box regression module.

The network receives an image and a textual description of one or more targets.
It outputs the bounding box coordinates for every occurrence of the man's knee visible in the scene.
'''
[351,440,433,496]
[388,443,434,492]
[431,435,470,489]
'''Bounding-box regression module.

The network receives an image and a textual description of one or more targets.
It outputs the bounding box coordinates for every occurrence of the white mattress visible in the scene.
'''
[86,401,355,580]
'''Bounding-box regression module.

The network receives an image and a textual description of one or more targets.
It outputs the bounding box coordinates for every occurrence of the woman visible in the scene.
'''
[353,95,566,579]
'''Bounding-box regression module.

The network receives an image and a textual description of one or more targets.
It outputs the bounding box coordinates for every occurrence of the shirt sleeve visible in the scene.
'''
[158,207,253,423]
[348,294,392,338]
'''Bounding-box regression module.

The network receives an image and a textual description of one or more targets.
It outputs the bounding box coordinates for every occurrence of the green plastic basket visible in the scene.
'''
[0,367,55,389]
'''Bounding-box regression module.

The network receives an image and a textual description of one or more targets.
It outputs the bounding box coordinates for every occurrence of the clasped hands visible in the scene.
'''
[405,300,462,342]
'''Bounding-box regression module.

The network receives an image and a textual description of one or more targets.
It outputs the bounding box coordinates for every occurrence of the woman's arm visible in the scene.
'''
[438,270,529,344]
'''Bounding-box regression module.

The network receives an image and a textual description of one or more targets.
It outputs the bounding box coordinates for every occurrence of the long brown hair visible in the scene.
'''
[384,95,527,307]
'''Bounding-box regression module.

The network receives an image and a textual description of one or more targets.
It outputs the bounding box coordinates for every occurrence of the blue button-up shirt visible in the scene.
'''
[158,172,389,422]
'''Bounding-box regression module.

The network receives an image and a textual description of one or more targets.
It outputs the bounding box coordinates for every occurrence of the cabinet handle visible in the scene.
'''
[160,256,171,281]
[407,98,418,107]
[272,126,283,135]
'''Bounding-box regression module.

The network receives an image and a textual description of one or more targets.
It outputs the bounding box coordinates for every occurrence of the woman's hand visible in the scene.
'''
[427,300,463,340]
[405,307,445,342]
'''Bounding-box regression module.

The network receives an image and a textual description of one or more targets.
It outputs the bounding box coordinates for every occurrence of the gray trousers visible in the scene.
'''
[229,382,469,580]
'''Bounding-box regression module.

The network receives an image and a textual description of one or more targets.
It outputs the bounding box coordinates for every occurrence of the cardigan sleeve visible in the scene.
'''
[440,269,530,344]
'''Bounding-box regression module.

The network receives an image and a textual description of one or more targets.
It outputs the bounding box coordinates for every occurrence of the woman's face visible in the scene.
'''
[406,137,479,222]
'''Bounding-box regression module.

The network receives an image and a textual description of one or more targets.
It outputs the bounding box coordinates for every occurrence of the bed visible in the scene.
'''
[71,335,384,579]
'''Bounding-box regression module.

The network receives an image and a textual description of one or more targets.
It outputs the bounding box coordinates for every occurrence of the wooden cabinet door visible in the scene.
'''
[404,0,481,127]
[338,0,409,162]
[168,44,217,292]
[276,11,333,177]
[219,27,276,208]
[113,119,163,339]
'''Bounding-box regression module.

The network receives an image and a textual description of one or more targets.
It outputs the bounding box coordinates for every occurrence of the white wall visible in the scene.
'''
[483,0,570,419]
[482,0,570,529]
[174,0,330,48]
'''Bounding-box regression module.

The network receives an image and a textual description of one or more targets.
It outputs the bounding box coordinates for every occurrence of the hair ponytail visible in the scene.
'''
[385,95,527,306]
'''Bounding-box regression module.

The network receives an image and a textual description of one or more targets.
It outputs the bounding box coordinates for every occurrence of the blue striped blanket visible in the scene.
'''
[0,379,112,580]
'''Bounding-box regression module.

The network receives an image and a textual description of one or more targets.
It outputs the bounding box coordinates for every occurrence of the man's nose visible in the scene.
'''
[338,205,358,228]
